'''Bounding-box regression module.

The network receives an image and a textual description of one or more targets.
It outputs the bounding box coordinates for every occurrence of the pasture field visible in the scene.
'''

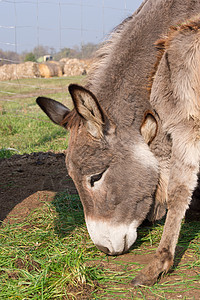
[0,76,200,299]
[0,76,85,156]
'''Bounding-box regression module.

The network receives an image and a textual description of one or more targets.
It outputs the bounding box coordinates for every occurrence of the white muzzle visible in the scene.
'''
[86,218,138,255]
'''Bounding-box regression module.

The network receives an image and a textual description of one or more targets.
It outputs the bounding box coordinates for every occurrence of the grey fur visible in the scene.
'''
[36,0,200,286]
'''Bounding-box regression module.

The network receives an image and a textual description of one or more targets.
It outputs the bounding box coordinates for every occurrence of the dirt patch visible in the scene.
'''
[65,282,100,300]
[2,87,69,101]
[0,152,76,223]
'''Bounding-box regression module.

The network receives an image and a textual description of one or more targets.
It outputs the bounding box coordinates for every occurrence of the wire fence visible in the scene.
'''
[0,0,138,55]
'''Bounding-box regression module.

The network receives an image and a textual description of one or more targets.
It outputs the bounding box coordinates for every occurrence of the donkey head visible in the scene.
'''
[36,84,159,255]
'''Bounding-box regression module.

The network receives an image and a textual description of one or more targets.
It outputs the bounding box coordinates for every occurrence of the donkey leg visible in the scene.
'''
[131,206,186,286]
[132,144,200,286]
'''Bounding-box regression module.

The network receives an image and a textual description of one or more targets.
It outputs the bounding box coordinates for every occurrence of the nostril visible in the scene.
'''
[96,244,110,254]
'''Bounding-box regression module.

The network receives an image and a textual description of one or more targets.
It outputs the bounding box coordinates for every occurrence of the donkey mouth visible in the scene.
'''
[96,234,129,255]
[96,245,110,254]
[86,217,138,255]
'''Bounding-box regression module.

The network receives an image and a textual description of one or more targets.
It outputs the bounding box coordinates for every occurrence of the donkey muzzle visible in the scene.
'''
[85,217,138,255]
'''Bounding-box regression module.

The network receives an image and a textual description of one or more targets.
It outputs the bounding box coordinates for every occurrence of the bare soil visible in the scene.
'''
[0,152,199,299]
[0,152,76,223]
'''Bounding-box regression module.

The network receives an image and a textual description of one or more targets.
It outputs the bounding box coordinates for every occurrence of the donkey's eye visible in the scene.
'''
[90,171,104,187]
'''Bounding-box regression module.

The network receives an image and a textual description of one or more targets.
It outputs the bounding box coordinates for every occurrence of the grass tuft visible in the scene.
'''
[0,148,19,158]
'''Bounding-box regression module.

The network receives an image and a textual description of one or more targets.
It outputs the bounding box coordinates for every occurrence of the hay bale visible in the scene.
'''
[38,63,52,78]
[62,58,92,76]
[58,58,69,73]
[49,61,63,77]
[59,58,70,64]
[38,62,63,78]
[0,62,40,81]
[0,64,14,80]
[16,62,40,79]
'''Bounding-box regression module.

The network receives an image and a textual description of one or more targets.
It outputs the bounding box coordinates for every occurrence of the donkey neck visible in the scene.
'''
[87,0,200,128]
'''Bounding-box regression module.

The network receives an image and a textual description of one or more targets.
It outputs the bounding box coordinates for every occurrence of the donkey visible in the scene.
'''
[36,0,200,286]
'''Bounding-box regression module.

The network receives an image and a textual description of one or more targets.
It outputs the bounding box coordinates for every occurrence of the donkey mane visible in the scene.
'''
[86,15,133,90]
[148,16,200,94]
[86,0,151,94]
[61,109,82,130]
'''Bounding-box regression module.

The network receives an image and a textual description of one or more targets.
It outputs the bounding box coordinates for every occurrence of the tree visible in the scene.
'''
[53,47,78,61]
[24,52,36,62]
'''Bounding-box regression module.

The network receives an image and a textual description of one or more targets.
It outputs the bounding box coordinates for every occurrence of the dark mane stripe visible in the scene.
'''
[148,38,166,94]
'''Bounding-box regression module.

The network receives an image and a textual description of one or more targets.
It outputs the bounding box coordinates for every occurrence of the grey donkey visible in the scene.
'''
[36,0,200,286]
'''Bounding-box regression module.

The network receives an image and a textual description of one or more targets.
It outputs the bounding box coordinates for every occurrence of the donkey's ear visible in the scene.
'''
[68,84,105,138]
[36,97,70,126]
[140,112,158,145]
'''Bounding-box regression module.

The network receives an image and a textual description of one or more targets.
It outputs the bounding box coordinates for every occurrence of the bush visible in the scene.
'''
[24,52,36,62]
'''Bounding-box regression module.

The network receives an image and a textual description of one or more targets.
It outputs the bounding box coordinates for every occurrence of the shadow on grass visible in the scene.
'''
[51,190,166,251]
[51,190,85,237]
[172,217,200,271]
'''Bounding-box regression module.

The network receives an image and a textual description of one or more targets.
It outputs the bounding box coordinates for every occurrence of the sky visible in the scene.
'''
[0,0,143,54]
